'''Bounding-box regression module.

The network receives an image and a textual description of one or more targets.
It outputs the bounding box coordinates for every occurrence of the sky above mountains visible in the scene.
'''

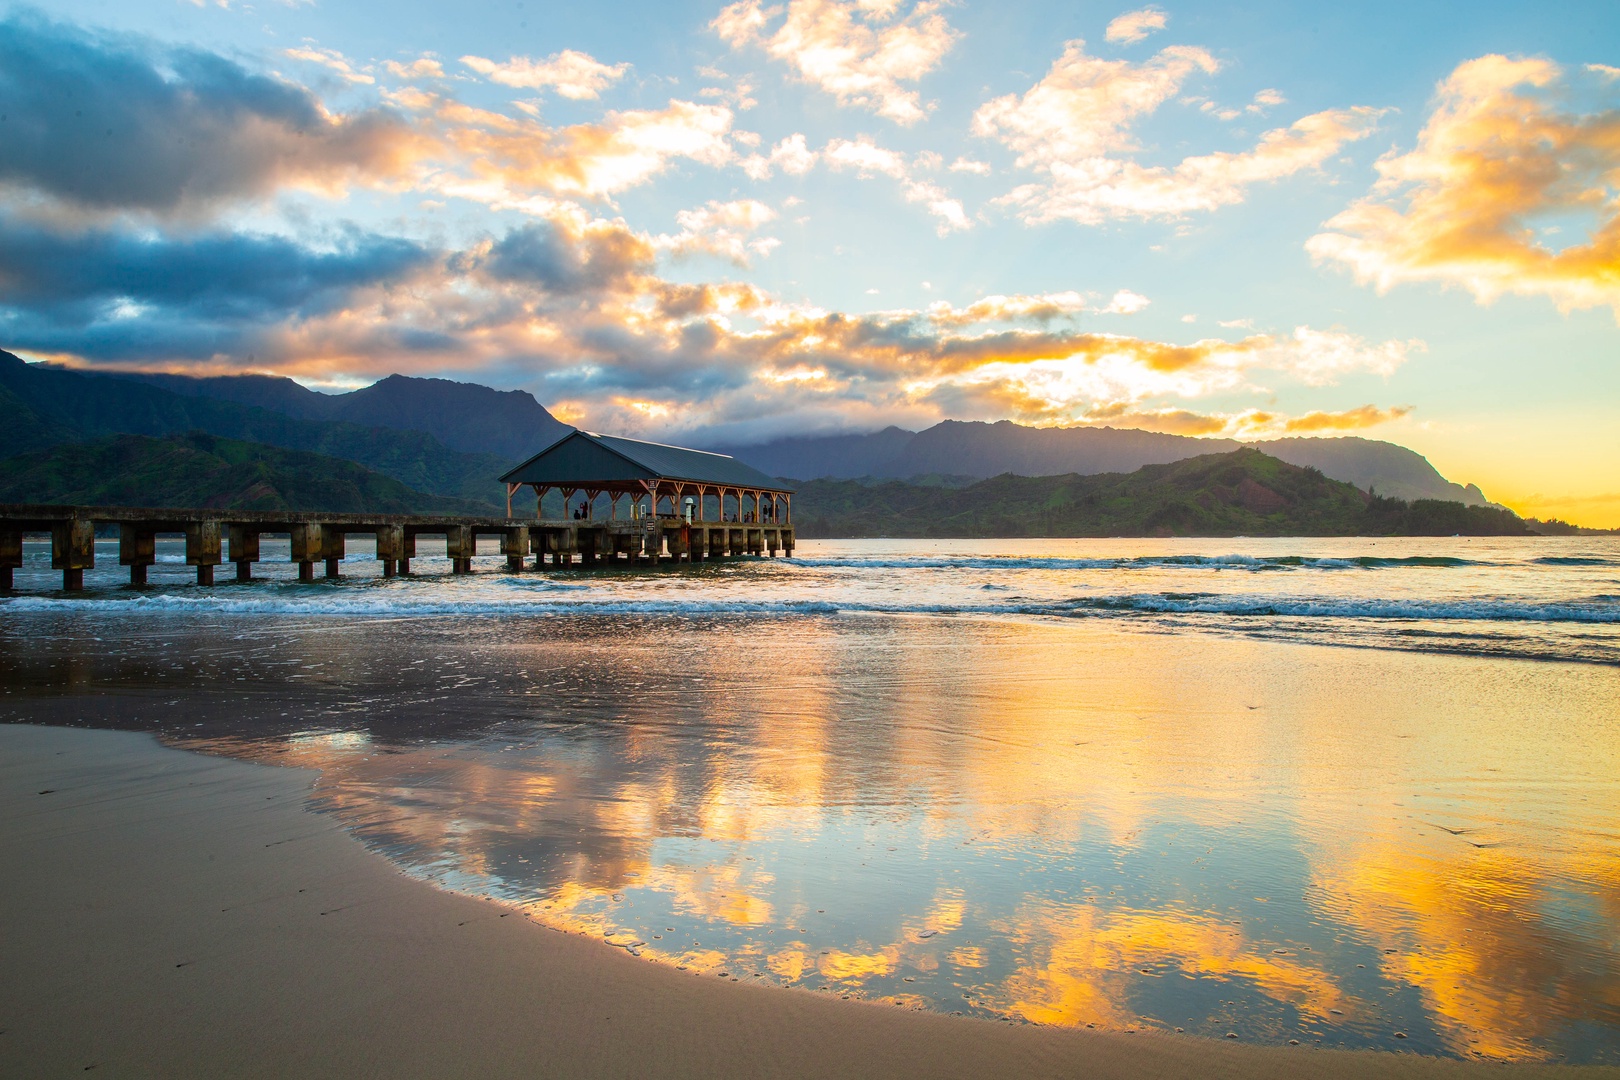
[2,0,1617,524]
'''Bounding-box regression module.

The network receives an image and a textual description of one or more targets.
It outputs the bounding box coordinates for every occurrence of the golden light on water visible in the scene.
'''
[167,612,1619,1060]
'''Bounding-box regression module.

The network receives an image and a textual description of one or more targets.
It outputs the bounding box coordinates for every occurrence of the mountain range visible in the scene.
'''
[707,421,1492,506]
[94,368,569,460]
[3,350,1493,515]
[0,432,487,514]
[1,352,521,508]
[792,449,1529,538]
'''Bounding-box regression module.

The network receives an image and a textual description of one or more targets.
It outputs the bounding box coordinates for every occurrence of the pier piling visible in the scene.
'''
[0,504,794,592]
[51,518,94,592]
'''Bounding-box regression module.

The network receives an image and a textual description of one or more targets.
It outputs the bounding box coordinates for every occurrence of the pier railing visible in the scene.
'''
[0,504,794,591]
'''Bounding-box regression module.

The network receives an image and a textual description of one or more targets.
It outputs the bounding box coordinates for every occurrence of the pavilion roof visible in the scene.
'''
[499,430,795,492]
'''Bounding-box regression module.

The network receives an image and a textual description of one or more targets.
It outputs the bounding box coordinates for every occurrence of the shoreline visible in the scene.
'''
[2,723,1613,1078]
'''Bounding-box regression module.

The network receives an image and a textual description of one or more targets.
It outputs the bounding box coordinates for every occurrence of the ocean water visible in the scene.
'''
[3,535,1618,1062]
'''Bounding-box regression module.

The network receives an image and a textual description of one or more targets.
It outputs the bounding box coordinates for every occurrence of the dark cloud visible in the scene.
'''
[0,11,420,215]
[468,220,654,294]
[0,217,436,360]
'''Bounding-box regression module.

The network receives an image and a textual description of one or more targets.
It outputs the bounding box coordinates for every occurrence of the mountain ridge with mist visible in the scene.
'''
[0,432,487,514]
[5,353,1491,513]
[0,352,510,508]
[791,449,1530,538]
[709,420,1491,507]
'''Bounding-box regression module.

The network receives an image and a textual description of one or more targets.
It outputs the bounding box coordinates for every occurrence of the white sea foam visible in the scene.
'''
[786,554,1482,571]
[5,589,1615,624]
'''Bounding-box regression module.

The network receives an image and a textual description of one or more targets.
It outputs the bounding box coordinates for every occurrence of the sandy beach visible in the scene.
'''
[1,723,1611,1079]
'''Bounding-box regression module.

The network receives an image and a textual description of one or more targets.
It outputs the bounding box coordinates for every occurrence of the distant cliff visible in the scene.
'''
[712,420,1491,507]
[791,449,1531,538]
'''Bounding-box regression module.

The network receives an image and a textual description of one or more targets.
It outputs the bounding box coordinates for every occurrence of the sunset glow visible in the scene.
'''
[3,0,1617,523]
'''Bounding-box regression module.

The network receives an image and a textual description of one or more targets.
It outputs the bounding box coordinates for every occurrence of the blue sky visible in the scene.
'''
[4,0,1618,523]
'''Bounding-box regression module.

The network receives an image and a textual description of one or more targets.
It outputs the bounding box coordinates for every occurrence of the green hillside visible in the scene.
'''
[791,449,1532,538]
[0,433,490,514]
[0,352,511,509]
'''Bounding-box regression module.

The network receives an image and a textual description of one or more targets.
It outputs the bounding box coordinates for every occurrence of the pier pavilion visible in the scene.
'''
[0,433,795,591]
[500,430,796,565]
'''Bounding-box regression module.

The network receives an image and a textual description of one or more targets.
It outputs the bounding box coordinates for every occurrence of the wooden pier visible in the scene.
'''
[0,504,795,592]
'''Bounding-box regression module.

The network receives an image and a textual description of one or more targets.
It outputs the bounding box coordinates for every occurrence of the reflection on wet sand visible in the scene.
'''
[1,609,1615,1061]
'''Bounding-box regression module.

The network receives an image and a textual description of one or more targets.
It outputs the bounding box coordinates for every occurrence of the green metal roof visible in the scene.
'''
[500,430,796,491]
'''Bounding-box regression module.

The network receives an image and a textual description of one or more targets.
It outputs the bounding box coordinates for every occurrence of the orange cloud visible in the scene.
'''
[1309,55,1620,315]
[427,97,737,205]
[1281,404,1413,432]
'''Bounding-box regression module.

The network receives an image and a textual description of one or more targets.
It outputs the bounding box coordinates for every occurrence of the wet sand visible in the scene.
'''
[2,724,1612,1079]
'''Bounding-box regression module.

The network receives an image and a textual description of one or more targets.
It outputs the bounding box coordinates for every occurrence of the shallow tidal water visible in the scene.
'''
[3,536,1618,1062]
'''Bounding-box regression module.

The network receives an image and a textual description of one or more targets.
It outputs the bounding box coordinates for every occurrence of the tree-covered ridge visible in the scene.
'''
[0,433,489,514]
[0,351,511,508]
[791,449,1532,538]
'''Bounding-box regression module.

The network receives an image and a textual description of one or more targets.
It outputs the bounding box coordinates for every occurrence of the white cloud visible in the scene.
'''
[700,74,759,110]
[1102,289,1150,314]
[659,198,780,264]
[461,50,630,100]
[740,133,819,179]
[1105,7,1167,45]
[973,40,1220,162]
[284,45,374,85]
[975,39,1382,224]
[712,0,959,124]
[383,56,445,81]
[823,137,970,234]
[949,157,991,175]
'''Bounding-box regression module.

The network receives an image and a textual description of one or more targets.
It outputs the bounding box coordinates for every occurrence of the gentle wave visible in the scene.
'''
[1533,556,1619,567]
[5,589,1615,624]
[1051,594,1620,624]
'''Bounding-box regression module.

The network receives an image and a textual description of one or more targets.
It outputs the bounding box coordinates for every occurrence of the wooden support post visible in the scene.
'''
[375,525,404,578]
[290,523,322,584]
[446,525,473,574]
[228,525,259,583]
[400,530,416,576]
[186,521,222,586]
[52,518,95,591]
[0,530,20,590]
[320,528,346,579]
[119,524,155,587]
[502,526,529,572]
